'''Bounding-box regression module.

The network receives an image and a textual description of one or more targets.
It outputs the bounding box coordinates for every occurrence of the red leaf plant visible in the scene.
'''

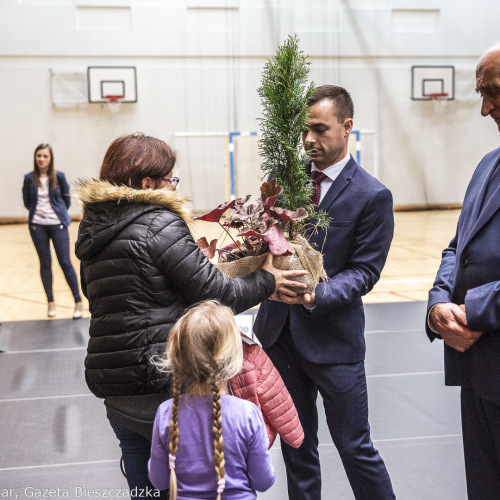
[195,237,218,259]
[195,180,308,264]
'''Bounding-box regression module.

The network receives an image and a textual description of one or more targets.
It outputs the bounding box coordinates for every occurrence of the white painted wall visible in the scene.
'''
[1,0,499,217]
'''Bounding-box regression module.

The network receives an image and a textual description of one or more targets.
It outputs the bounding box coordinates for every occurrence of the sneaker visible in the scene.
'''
[73,302,84,320]
[47,302,56,318]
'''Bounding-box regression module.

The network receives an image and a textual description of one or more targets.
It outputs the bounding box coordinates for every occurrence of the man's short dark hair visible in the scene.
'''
[307,85,354,123]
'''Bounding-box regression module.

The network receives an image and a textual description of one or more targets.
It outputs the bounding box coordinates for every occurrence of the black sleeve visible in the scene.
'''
[147,213,275,315]
[22,176,31,210]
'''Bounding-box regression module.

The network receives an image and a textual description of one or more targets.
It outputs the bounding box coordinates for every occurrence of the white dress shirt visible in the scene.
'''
[310,152,351,205]
[303,152,351,310]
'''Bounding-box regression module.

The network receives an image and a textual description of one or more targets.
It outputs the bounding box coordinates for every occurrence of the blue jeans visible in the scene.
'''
[109,421,169,499]
[29,223,81,303]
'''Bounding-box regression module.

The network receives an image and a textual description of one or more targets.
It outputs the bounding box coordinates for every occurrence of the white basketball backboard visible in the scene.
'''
[411,66,455,100]
[87,66,137,103]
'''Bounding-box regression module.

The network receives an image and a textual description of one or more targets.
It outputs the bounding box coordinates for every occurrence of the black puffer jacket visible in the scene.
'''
[75,180,275,399]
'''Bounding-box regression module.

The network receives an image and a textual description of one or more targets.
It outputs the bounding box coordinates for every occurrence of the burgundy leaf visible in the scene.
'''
[221,241,241,252]
[223,219,245,229]
[195,237,218,259]
[263,224,293,256]
[263,195,279,211]
[268,206,309,222]
[260,179,283,202]
[262,216,279,229]
[233,195,251,211]
[238,229,265,239]
[235,201,265,220]
[216,241,243,259]
[195,200,236,223]
[218,241,240,252]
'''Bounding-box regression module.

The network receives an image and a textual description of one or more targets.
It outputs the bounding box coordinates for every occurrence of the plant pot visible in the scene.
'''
[216,237,326,295]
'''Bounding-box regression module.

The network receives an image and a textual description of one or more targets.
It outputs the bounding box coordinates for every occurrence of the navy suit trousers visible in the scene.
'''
[265,319,395,500]
[461,388,500,499]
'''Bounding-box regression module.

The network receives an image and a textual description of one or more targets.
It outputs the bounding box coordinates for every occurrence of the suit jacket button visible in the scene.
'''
[461,258,469,268]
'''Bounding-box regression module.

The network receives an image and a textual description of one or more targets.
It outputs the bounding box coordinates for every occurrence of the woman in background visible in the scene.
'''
[22,143,83,319]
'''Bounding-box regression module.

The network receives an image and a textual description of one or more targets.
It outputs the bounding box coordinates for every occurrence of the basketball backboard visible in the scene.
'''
[411,65,455,100]
[87,66,137,103]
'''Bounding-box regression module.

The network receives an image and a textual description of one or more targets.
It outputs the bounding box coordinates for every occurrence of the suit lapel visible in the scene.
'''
[318,157,356,212]
[462,157,500,250]
[464,188,500,249]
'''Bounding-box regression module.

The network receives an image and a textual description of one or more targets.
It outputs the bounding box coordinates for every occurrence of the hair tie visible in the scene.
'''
[169,453,176,470]
[217,478,225,494]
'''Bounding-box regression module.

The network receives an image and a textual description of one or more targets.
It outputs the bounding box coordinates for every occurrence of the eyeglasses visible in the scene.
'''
[162,177,179,188]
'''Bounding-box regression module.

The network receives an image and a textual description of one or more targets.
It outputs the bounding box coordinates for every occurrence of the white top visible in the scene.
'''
[311,152,351,205]
[32,177,61,225]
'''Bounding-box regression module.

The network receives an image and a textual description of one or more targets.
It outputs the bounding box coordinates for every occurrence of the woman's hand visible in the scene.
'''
[261,253,308,298]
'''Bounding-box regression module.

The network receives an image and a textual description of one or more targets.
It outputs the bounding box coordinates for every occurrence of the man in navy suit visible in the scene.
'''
[427,43,500,499]
[254,85,395,499]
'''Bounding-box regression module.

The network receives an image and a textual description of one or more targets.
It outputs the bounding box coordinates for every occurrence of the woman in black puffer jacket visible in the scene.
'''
[75,133,306,499]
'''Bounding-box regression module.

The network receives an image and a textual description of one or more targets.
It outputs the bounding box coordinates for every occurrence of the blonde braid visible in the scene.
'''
[210,369,226,500]
[169,377,181,500]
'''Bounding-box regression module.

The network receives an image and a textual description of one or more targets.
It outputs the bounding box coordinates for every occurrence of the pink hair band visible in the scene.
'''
[217,478,226,494]
[169,453,176,470]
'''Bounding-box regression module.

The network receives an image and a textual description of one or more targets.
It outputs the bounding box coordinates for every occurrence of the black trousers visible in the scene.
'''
[461,387,500,499]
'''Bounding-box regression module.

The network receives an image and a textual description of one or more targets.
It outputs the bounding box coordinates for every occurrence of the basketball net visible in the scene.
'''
[428,93,449,101]
[104,95,123,114]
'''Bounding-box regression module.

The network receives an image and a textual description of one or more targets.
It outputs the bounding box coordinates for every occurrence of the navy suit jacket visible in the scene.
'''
[22,171,72,227]
[427,146,500,404]
[254,156,394,364]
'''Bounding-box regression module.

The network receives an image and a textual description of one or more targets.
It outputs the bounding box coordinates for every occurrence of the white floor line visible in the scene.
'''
[0,393,92,403]
[365,328,423,334]
[367,370,444,378]
[318,433,462,448]
[0,459,119,472]
[373,433,462,443]
[0,372,444,404]
[2,347,86,354]
[377,278,433,284]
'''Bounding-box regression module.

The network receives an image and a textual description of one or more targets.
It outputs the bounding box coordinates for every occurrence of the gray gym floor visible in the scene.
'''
[0,302,466,499]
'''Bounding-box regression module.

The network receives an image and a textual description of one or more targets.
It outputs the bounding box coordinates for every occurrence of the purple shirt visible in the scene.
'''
[148,394,275,499]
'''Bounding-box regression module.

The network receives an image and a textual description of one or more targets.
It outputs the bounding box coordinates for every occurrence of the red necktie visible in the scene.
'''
[309,171,327,210]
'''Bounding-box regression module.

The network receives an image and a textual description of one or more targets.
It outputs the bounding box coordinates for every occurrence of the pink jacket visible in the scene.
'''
[229,336,304,449]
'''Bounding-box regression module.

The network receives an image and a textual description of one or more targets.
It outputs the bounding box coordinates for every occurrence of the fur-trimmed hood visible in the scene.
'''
[74,178,192,224]
[74,179,193,260]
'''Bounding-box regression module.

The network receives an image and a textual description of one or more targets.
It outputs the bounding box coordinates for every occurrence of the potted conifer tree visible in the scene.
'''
[196,35,328,293]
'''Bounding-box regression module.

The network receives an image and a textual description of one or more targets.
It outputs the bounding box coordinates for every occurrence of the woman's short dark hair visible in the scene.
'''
[100,133,177,189]
[306,85,354,123]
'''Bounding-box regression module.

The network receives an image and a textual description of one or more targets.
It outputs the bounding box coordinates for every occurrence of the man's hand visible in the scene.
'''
[270,291,316,306]
[430,302,483,352]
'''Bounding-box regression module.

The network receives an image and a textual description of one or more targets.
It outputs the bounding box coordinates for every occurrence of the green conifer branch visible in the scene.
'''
[257,34,330,240]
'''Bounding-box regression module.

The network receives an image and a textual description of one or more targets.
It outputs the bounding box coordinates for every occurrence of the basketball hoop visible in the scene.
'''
[428,93,449,100]
[104,95,124,113]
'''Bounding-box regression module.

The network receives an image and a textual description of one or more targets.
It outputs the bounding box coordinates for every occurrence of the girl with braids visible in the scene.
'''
[148,300,276,499]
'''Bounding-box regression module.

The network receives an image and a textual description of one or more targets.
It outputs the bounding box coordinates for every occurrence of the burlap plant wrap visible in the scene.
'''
[216,235,327,295]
